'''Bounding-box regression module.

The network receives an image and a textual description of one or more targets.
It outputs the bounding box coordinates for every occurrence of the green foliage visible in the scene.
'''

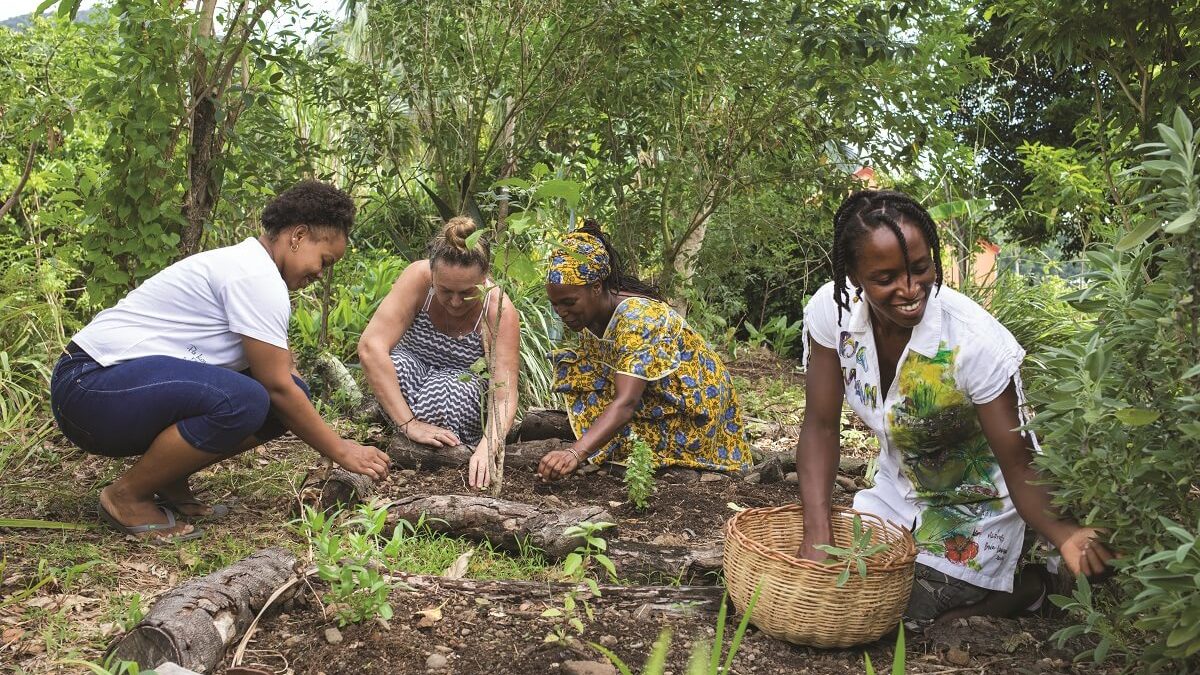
[1031,110,1200,670]
[561,521,618,587]
[291,249,408,362]
[744,315,803,358]
[623,433,656,511]
[968,271,1092,364]
[815,514,892,587]
[56,656,155,675]
[299,504,406,626]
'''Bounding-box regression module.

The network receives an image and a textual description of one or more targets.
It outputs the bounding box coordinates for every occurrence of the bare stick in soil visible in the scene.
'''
[106,547,299,672]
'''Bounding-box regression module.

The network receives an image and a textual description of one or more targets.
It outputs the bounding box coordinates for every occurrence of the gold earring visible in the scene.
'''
[290,240,299,252]
[853,287,863,303]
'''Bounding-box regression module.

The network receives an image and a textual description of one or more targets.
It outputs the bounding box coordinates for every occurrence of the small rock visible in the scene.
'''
[401,469,417,478]
[460,628,472,636]
[324,627,343,645]
[838,456,867,474]
[475,597,491,606]
[945,647,970,666]
[699,472,729,482]
[562,661,617,675]
[784,472,798,483]
[283,635,303,647]
[425,653,449,670]
[743,473,762,484]
[434,645,452,654]
[599,634,618,648]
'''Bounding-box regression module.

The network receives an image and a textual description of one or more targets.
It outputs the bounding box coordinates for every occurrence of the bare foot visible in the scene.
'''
[100,484,194,540]
[155,479,213,517]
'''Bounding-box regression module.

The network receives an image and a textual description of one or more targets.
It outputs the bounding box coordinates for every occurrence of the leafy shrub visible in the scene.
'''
[973,270,1092,363]
[1031,109,1200,670]
[744,314,803,358]
[624,433,655,511]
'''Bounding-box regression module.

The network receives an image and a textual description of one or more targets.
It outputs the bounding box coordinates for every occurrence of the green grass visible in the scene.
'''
[733,375,805,425]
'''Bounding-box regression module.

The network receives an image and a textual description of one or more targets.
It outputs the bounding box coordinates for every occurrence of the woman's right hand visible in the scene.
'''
[333,439,390,480]
[403,419,461,447]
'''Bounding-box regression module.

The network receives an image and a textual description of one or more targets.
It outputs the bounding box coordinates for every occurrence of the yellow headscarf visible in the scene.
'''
[546,232,611,286]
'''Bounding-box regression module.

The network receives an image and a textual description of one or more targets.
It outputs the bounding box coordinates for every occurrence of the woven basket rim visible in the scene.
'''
[725,504,917,574]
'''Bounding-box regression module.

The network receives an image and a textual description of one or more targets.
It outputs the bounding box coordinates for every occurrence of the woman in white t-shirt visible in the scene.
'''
[50,181,389,543]
[796,189,1112,622]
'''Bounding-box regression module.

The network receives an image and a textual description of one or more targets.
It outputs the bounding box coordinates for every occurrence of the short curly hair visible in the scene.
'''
[261,180,355,239]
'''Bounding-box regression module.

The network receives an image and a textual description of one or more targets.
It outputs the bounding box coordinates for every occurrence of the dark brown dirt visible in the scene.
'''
[225,459,1105,675]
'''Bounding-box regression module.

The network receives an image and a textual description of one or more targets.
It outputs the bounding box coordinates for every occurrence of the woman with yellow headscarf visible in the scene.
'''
[537,221,752,480]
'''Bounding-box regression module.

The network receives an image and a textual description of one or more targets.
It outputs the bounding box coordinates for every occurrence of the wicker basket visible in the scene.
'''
[723,504,917,648]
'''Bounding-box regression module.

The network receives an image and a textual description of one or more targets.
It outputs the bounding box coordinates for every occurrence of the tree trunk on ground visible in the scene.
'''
[506,408,574,443]
[106,548,298,672]
[384,494,723,584]
[295,465,376,515]
[392,573,725,616]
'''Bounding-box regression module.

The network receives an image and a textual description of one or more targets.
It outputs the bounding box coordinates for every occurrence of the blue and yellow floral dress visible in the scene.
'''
[551,296,751,472]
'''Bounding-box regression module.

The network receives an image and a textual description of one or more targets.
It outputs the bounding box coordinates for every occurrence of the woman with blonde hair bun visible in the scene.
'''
[359,217,520,488]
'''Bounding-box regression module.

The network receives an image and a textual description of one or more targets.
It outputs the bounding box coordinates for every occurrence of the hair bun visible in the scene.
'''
[443,216,477,250]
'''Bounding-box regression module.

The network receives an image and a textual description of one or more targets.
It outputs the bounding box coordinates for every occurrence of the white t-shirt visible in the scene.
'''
[803,280,1031,592]
[73,238,290,371]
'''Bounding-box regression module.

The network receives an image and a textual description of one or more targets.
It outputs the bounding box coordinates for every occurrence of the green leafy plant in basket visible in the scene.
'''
[816,514,891,587]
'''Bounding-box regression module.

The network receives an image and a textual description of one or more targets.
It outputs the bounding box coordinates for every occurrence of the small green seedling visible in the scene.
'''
[624,433,655,511]
[815,514,891,587]
[864,622,906,675]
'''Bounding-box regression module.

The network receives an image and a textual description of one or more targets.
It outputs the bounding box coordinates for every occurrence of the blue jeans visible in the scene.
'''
[50,345,309,457]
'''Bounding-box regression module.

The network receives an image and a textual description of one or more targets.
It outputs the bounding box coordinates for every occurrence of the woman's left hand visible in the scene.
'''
[537,449,582,481]
[1059,527,1115,579]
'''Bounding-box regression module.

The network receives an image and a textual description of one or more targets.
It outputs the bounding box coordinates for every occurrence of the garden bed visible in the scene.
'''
[221,458,1103,675]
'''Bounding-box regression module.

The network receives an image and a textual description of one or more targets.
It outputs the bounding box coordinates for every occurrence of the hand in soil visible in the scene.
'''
[99,484,196,541]
[404,420,461,447]
[333,440,390,480]
[468,446,490,489]
[536,449,580,481]
[1059,527,1115,579]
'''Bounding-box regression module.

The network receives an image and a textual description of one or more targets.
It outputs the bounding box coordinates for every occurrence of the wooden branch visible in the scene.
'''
[506,408,574,443]
[106,548,299,672]
[294,465,375,515]
[0,140,37,221]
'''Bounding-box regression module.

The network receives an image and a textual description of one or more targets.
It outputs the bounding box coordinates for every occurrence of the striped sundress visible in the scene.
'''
[389,288,489,444]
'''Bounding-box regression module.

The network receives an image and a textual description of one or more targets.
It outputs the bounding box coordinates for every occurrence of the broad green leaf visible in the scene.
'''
[1116,217,1161,251]
[1163,210,1197,234]
[1113,408,1161,426]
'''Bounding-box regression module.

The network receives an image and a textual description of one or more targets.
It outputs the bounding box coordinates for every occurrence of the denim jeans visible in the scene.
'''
[50,345,309,456]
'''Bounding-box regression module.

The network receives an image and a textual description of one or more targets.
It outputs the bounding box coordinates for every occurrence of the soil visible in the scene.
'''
[227,460,1105,675]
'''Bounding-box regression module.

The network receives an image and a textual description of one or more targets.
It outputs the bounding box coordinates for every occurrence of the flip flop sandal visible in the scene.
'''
[155,495,231,522]
[98,502,203,545]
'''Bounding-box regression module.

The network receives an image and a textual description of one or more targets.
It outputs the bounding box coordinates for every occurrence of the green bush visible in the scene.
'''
[1031,109,1200,670]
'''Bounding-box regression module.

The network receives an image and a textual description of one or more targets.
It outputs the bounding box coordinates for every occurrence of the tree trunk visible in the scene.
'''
[384,494,723,584]
[506,408,574,443]
[667,211,712,317]
[106,548,298,673]
[180,0,220,258]
[295,465,376,515]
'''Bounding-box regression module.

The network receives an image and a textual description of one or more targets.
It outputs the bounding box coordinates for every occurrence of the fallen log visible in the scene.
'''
[386,494,724,585]
[506,408,574,443]
[294,465,375,515]
[391,572,725,615]
[106,548,298,673]
[387,436,566,471]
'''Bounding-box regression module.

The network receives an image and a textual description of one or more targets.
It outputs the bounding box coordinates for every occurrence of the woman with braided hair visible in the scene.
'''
[796,189,1113,623]
[537,221,751,481]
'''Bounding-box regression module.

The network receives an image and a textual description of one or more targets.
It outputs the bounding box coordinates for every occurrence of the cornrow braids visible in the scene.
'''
[829,189,944,323]
[576,220,664,301]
